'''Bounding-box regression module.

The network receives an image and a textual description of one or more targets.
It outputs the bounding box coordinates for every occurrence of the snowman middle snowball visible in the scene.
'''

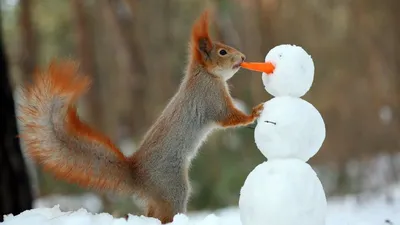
[254,96,325,162]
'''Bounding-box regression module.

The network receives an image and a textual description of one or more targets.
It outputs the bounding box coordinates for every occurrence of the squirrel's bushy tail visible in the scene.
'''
[18,61,137,194]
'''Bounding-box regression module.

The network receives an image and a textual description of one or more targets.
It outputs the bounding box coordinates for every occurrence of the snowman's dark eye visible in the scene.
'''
[219,49,227,56]
[265,120,277,125]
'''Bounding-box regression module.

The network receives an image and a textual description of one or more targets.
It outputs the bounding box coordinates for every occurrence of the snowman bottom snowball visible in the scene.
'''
[239,159,327,225]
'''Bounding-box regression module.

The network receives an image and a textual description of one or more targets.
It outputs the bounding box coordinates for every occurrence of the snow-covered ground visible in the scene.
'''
[33,193,103,213]
[2,183,399,225]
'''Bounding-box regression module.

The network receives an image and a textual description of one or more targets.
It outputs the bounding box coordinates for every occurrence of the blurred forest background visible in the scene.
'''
[1,0,400,216]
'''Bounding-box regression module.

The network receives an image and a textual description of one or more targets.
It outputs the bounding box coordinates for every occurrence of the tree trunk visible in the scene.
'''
[0,21,33,221]
[71,0,104,130]
[18,0,36,82]
[100,0,147,137]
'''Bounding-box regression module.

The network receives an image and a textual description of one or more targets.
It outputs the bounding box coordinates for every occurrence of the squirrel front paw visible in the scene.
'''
[219,103,265,127]
[251,103,264,119]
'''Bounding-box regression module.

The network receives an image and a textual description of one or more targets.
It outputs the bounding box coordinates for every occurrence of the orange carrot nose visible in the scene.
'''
[240,62,275,75]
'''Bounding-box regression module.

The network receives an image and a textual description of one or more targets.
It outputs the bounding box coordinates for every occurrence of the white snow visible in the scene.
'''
[262,44,314,98]
[34,193,103,213]
[239,159,327,225]
[254,96,326,162]
[2,185,400,225]
[1,205,220,225]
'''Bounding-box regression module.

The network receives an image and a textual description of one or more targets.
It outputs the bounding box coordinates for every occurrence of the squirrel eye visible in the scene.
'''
[219,49,227,56]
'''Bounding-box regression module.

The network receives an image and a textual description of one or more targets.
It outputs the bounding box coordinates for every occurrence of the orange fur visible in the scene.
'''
[189,10,260,128]
[218,101,264,127]
[66,107,126,160]
[146,199,174,224]
[191,10,212,64]
[18,61,135,194]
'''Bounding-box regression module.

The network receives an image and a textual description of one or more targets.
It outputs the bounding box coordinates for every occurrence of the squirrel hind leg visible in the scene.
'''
[146,199,174,224]
[145,189,188,224]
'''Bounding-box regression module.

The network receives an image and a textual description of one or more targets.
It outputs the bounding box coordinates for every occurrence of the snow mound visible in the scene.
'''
[239,160,326,225]
[34,193,102,213]
[2,188,400,225]
[1,205,221,225]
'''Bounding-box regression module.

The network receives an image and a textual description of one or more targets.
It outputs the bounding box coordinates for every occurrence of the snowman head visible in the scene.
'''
[262,45,314,98]
[254,96,325,162]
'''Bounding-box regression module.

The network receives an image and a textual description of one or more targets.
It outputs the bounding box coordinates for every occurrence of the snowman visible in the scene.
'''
[238,45,327,225]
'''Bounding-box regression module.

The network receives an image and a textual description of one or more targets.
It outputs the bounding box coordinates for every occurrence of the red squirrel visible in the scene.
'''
[17,11,264,223]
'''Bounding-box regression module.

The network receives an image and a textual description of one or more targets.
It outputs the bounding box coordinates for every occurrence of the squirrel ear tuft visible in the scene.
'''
[191,10,213,63]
